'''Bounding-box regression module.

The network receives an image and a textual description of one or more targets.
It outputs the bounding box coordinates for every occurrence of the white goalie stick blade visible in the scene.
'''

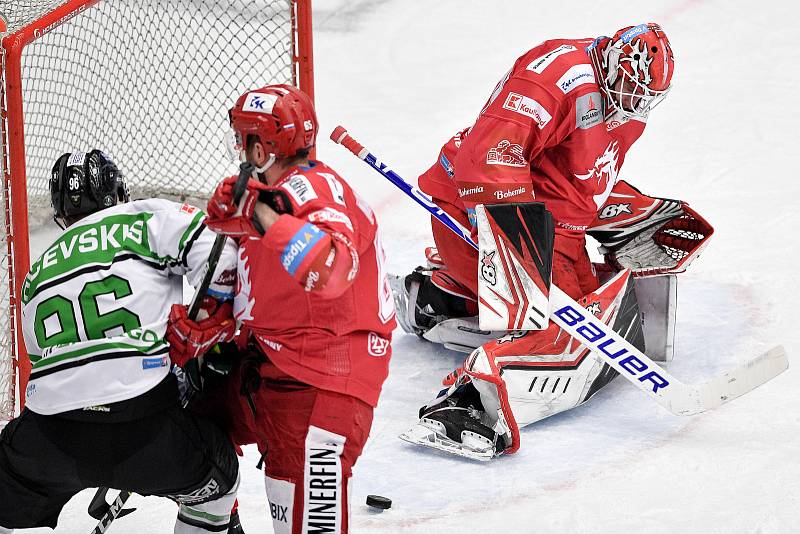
[549,285,789,416]
[692,345,788,413]
[399,421,495,462]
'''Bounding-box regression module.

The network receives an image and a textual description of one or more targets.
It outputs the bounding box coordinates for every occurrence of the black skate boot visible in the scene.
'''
[390,267,476,336]
[399,383,508,461]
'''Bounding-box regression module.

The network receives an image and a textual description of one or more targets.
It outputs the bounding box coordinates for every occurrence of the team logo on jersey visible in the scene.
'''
[502,93,552,129]
[526,44,577,74]
[576,92,603,130]
[486,140,527,167]
[598,203,632,219]
[368,332,390,357]
[575,141,620,208]
[282,176,317,206]
[556,63,596,94]
[242,92,278,114]
[480,251,497,285]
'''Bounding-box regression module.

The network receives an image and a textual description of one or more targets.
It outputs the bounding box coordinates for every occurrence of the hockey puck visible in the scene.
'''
[366,494,392,510]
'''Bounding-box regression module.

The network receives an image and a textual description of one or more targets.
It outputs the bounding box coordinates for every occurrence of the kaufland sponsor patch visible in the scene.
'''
[526,44,577,74]
[242,92,278,113]
[575,92,603,129]
[503,93,552,129]
[308,207,354,232]
[282,176,317,206]
[281,223,324,275]
[556,64,595,94]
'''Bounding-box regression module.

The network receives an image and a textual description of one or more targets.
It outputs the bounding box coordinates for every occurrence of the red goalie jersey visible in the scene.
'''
[420,38,650,237]
[233,161,396,406]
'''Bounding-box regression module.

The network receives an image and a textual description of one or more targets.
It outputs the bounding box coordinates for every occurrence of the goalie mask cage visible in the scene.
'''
[0,0,314,421]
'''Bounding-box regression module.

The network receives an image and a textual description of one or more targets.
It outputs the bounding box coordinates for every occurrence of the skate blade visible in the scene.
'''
[398,421,495,462]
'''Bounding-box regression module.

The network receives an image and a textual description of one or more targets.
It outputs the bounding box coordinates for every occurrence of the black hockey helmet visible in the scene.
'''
[50,149,129,228]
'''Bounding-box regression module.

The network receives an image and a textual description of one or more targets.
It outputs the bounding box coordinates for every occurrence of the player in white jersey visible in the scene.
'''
[0,151,242,533]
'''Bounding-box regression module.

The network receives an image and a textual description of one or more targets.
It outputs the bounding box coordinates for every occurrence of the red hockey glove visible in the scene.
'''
[206,176,293,240]
[206,175,267,240]
[166,298,236,368]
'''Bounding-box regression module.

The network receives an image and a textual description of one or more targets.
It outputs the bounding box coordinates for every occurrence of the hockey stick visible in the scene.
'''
[89,489,133,534]
[182,161,254,389]
[86,164,254,530]
[330,126,789,416]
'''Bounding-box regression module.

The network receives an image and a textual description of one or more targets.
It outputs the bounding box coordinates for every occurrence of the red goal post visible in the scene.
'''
[0,0,314,421]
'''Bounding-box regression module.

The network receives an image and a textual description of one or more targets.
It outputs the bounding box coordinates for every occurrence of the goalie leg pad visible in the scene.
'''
[476,202,555,331]
[466,269,645,454]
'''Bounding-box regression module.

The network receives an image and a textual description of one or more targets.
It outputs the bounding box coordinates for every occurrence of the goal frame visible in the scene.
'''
[0,0,315,417]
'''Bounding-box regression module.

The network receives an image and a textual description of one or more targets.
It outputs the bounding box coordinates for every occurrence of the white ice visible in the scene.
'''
[20,0,800,532]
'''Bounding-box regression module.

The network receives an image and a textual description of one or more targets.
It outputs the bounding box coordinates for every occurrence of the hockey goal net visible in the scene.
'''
[0,0,314,421]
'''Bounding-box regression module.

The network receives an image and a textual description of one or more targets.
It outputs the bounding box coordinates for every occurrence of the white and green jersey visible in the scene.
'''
[21,199,237,415]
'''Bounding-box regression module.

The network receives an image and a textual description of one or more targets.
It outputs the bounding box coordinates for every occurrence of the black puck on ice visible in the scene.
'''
[366,494,392,510]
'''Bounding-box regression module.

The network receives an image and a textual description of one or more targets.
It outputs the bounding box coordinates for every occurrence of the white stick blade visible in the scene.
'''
[697,345,789,412]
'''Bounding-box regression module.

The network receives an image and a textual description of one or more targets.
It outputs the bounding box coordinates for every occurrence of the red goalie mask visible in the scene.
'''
[228,84,318,163]
[589,23,674,119]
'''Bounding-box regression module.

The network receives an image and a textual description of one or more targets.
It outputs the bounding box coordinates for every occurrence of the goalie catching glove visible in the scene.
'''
[206,174,293,239]
[166,296,236,368]
[588,180,714,276]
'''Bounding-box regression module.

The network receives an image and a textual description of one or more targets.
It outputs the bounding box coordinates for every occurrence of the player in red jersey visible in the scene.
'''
[394,24,705,461]
[397,23,675,335]
[170,85,395,532]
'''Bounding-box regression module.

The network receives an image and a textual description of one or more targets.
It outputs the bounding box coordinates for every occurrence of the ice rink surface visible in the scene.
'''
[20,0,799,532]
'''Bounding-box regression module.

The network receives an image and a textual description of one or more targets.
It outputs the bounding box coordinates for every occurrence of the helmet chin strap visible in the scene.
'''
[253,153,276,174]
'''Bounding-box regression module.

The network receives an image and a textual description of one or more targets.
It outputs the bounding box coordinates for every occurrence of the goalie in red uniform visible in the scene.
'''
[394,24,713,460]
[169,85,395,532]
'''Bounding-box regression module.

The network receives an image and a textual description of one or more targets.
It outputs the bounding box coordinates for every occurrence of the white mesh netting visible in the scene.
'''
[1,0,302,419]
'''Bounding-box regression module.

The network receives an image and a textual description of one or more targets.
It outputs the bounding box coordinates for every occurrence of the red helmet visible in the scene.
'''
[588,23,674,119]
[229,84,318,161]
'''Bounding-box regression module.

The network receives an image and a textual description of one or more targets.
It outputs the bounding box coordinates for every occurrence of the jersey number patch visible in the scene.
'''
[33,275,142,347]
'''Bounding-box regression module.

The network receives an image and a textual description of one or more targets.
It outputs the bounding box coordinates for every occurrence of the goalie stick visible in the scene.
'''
[86,163,254,531]
[330,125,788,416]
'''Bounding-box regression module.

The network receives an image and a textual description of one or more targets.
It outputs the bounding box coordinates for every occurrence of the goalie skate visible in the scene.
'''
[399,416,496,462]
[399,383,508,461]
